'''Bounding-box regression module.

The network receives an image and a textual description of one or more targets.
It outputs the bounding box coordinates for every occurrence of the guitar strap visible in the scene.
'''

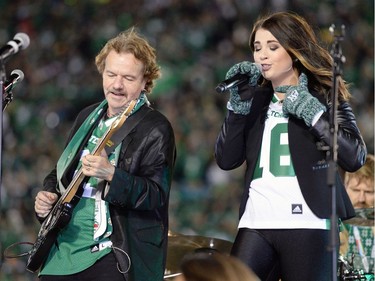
[94,104,152,242]
[102,105,152,280]
[103,105,152,156]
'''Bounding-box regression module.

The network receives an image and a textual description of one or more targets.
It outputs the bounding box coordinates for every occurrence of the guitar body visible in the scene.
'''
[26,202,74,272]
[26,100,137,273]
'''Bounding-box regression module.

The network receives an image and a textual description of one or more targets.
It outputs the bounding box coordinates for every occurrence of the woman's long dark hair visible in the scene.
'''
[249,11,351,101]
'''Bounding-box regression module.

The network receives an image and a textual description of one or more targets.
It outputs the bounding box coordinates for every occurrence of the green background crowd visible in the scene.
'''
[0,0,373,280]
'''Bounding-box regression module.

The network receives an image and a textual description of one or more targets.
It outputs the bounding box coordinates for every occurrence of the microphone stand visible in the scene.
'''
[328,24,346,281]
[0,60,4,211]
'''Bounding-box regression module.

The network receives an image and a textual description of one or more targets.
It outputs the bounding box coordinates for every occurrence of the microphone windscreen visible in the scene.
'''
[11,69,25,82]
[14,33,30,49]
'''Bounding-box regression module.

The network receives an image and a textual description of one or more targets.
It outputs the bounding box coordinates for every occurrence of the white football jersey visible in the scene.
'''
[239,94,329,230]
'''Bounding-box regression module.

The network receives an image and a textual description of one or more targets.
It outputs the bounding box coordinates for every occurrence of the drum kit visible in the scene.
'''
[338,208,374,281]
[164,231,233,279]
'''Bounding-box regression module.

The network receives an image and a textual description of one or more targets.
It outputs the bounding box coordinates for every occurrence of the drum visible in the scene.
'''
[338,255,374,280]
[339,208,374,279]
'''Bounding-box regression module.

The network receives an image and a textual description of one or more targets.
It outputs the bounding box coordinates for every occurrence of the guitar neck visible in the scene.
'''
[61,126,113,203]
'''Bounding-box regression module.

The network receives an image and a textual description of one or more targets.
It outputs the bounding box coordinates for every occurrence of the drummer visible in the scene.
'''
[344,153,374,209]
[340,153,374,274]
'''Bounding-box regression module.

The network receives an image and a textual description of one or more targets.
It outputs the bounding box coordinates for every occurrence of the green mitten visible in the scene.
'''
[275,73,326,126]
[225,61,261,86]
[226,61,261,115]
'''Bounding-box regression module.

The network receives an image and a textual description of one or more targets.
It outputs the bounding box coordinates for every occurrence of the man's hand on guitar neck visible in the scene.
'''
[82,150,115,183]
[35,191,58,218]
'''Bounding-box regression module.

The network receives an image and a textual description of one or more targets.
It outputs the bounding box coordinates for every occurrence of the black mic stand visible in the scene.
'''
[0,59,5,211]
[328,24,346,281]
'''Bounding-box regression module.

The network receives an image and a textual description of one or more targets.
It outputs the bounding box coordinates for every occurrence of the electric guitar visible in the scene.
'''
[26,100,137,272]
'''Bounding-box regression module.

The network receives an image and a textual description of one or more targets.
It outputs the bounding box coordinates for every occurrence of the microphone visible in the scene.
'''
[215,63,262,94]
[2,69,24,111]
[0,33,30,60]
[3,69,24,93]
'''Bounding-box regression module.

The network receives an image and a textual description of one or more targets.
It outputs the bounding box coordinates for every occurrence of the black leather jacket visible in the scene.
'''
[41,103,176,281]
[215,87,366,220]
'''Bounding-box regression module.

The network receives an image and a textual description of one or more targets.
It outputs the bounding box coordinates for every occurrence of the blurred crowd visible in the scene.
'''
[0,0,373,280]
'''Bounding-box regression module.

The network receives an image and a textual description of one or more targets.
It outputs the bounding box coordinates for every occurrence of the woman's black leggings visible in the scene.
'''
[231,228,337,281]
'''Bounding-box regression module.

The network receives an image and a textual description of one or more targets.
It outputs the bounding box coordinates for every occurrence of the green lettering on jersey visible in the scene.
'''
[253,123,295,180]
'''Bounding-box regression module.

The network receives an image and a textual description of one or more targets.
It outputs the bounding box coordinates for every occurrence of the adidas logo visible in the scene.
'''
[292,204,303,214]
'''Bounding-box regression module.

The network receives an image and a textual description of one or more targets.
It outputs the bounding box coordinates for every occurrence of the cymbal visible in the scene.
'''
[343,208,375,227]
[354,208,374,220]
[344,217,374,227]
[164,234,233,279]
[343,208,375,226]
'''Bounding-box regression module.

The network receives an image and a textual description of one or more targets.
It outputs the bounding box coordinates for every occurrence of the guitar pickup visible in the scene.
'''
[55,203,74,229]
